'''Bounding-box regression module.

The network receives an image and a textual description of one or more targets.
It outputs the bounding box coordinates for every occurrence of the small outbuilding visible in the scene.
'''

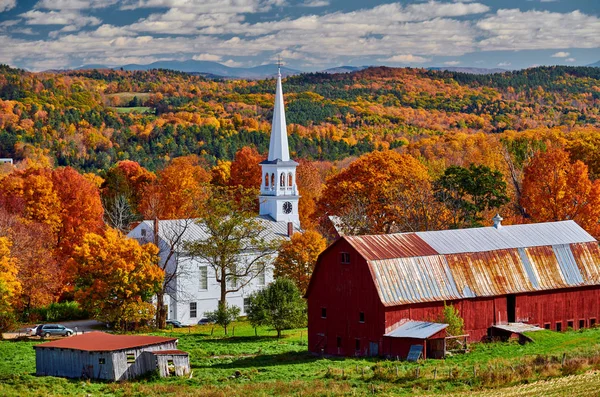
[34,332,190,380]
[382,320,448,359]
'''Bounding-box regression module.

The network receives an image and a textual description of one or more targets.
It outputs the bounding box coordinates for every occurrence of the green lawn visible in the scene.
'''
[2,322,600,396]
[111,106,153,114]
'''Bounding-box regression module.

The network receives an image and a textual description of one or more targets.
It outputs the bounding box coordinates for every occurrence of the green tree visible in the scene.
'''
[246,278,306,338]
[434,164,509,228]
[185,186,280,306]
[204,302,240,335]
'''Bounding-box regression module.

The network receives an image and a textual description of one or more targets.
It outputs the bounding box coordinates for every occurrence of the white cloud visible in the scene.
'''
[300,0,329,6]
[20,10,101,27]
[0,0,15,12]
[384,54,430,63]
[477,10,600,51]
[192,53,222,61]
[34,0,119,10]
[444,60,461,65]
[565,58,576,62]
[497,62,511,67]
[551,51,570,58]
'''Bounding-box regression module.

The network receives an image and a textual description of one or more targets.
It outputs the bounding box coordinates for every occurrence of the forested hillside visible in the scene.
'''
[0,65,598,172]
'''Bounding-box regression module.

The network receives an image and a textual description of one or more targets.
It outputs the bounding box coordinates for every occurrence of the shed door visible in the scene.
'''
[369,342,378,357]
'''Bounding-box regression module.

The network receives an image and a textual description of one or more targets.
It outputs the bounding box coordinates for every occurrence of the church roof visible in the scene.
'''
[267,69,290,162]
[129,215,301,250]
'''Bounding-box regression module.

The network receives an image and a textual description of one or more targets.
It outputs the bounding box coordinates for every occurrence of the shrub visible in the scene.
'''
[32,301,88,322]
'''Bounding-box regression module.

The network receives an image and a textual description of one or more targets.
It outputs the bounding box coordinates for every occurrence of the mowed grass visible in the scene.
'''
[111,106,153,114]
[2,322,600,396]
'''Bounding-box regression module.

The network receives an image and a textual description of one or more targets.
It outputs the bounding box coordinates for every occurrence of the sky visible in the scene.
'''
[0,0,598,72]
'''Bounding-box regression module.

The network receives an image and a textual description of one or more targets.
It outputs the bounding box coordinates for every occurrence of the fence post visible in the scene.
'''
[433,367,437,380]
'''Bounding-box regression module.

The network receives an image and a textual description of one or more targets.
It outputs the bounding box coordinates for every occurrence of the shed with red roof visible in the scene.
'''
[34,332,190,380]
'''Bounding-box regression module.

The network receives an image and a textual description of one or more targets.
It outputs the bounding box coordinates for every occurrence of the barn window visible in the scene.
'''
[359,312,365,323]
[591,318,597,327]
[544,323,551,330]
[567,320,574,330]
[321,308,327,318]
[336,336,342,349]
[579,319,586,329]
[355,339,360,351]
[167,359,175,375]
[99,358,105,365]
[190,302,197,318]
[555,322,562,332]
[199,266,208,290]
[340,252,350,264]
[126,354,135,363]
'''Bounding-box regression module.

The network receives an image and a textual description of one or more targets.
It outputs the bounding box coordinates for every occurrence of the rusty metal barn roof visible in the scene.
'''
[345,221,600,306]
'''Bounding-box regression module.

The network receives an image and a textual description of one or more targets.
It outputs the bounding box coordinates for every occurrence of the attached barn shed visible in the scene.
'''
[34,332,190,380]
[306,220,600,358]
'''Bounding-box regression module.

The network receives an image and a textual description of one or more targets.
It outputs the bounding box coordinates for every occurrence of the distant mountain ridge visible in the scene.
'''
[76,60,301,79]
[588,60,600,67]
[429,66,507,75]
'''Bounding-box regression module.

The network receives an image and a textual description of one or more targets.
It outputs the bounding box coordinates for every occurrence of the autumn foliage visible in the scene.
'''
[521,148,600,237]
[274,230,327,293]
[68,228,163,328]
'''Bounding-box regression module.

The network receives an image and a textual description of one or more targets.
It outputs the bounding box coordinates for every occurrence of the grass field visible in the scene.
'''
[2,322,600,396]
[111,106,153,114]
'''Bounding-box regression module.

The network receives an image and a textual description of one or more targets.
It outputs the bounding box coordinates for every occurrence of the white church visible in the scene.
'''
[128,67,301,325]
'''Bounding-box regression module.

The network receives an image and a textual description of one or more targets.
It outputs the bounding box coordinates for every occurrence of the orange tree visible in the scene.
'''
[0,237,21,331]
[68,228,163,329]
[274,229,327,293]
[521,148,600,237]
[318,150,445,234]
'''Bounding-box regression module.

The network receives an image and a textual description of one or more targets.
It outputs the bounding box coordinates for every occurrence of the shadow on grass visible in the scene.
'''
[198,335,286,345]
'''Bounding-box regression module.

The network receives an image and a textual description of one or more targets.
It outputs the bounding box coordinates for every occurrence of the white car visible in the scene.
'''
[27,325,40,336]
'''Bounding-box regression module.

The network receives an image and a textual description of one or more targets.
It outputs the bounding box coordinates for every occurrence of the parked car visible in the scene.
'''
[35,324,74,337]
[166,320,185,328]
[27,325,41,336]
[197,318,215,325]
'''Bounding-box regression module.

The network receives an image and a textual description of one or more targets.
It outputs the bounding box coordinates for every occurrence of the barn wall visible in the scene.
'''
[155,354,191,377]
[112,341,178,380]
[385,297,498,342]
[308,239,386,356]
[35,349,115,380]
[516,286,600,330]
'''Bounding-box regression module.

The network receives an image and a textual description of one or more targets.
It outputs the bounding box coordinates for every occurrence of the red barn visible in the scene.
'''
[305,219,600,358]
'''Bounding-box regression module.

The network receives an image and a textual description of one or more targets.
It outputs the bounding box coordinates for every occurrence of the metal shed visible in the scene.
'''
[383,320,448,359]
[34,332,190,380]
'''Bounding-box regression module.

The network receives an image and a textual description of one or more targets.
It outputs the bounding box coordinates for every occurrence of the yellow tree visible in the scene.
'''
[0,237,21,331]
[274,230,327,293]
[521,148,600,238]
[68,228,163,329]
[296,160,323,229]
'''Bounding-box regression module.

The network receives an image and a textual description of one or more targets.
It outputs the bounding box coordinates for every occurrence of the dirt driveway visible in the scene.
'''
[2,319,104,340]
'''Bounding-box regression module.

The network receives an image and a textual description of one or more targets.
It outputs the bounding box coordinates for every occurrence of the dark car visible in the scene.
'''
[166,320,185,328]
[36,324,74,337]
[197,318,215,325]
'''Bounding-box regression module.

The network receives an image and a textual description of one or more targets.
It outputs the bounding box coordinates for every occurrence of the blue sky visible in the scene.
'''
[0,0,598,71]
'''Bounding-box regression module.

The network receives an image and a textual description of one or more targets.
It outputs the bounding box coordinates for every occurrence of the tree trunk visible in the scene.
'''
[277,329,281,338]
[156,291,166,329]
[220,266,227,306]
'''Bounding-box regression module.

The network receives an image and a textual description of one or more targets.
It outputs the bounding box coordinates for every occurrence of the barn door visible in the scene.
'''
[507,294,516,323]
[369,342,378,357]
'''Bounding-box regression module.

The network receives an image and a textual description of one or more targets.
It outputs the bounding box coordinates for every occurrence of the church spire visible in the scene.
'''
[267,65,290,162]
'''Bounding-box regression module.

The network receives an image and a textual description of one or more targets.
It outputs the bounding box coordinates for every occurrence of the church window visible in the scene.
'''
[199,266,208,290]
[271,173,275,187]
[265,173,269,187]
[280,173,286,187]
[257,266,266,286]
[189,302,197,318]
[288,172,293,187]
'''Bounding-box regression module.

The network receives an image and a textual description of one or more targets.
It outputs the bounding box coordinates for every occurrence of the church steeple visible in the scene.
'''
[268,67,290,162]
[258,62,300,227]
